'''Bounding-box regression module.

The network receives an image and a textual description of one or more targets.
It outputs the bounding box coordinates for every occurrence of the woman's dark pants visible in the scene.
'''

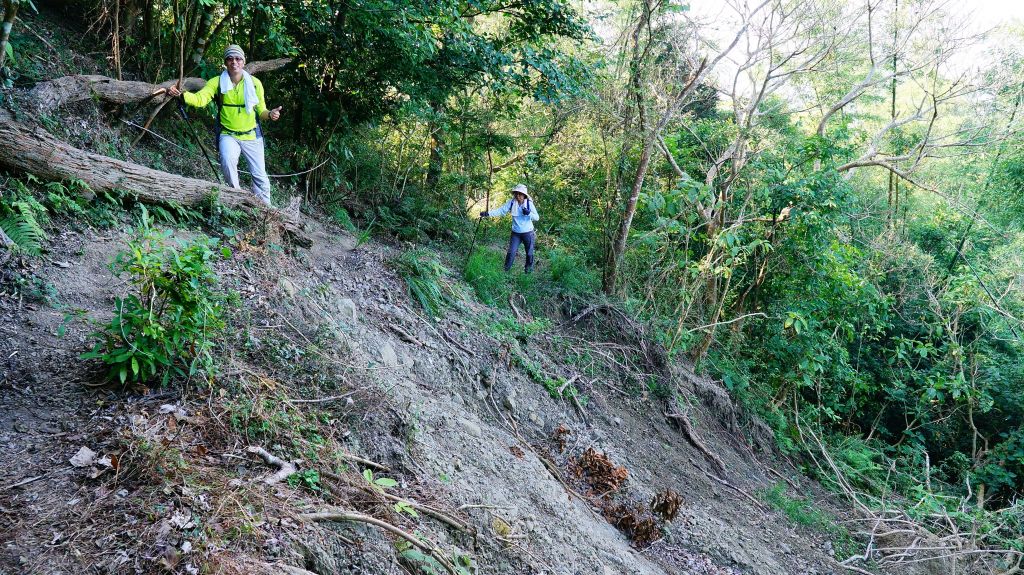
[505,231,536,272]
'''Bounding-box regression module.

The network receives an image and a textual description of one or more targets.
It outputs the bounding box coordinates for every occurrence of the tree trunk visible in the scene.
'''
[886,0,899,230]
[28,58,292,111]
[423,97,448,192]
[0,110,310,246]
[248,7,259,60]
[188,2,214,71]
[425,117,445,192]
[603,138,654,294]
[602,0,652,295]
[0,0,19,70]
[112,0,122,80]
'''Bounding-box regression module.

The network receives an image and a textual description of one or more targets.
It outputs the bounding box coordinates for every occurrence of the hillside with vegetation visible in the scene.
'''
[1,1,1023,574]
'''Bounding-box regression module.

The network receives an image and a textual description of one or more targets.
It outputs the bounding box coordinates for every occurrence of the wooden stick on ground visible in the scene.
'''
[693,461,767,513]
[300,510,461,575]
[388,324,423,346]
[1,474,46,491]
[556,374,580,396]
[247,446,297,485]
[441,330,476,357]
[285,392,358,405]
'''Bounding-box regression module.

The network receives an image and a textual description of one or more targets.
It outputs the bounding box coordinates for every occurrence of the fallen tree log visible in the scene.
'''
[0,110,311,247]
[28,58,292,112]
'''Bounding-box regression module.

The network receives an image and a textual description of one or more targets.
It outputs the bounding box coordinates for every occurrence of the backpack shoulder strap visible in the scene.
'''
[215,89,222,134]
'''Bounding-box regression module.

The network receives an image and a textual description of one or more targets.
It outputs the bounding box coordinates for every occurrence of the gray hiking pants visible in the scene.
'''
[219,134,272,206]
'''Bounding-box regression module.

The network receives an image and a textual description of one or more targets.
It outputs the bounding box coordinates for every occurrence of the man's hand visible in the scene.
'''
[166,85,182,98]
[269,106,282,121]
[479,211,488,218]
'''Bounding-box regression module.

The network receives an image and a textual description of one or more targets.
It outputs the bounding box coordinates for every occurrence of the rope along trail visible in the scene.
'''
[120,119,331,179]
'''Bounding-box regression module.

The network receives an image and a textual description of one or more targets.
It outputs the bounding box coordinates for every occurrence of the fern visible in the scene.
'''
[0,201,47,255]
[395,249,460,317]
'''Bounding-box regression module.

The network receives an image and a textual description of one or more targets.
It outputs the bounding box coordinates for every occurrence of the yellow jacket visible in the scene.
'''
[183,76,268,141]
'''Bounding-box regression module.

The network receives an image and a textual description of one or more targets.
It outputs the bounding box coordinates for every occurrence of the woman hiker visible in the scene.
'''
[167,45,282,206]
[480,183,540,273]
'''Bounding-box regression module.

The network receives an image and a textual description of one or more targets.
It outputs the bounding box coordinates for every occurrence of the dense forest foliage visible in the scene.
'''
[3,0,1023,555]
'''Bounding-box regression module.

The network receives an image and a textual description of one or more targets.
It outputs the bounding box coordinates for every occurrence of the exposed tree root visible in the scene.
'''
[799,423,1024,574]
[766,465,800,490]
[441,330,476,357]
[566,302,666,371]
[666,410,727,475]
[508,293,527,322]
[336,452,389,471]
[377,491,472,534]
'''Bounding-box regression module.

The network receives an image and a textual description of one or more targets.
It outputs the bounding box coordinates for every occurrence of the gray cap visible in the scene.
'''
[511,183,529,197]
[224,45,245,60]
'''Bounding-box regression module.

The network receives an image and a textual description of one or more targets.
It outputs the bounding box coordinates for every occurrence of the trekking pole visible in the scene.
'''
[176,101,223,184]
[463,144,495,273]
[463,188,489,274]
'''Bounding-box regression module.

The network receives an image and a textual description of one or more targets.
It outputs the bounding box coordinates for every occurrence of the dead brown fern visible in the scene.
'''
[599,501,662,548]
[651,489,683,522]
[576,447,628,495]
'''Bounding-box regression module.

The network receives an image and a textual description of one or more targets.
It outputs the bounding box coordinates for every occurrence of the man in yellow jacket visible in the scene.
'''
[168,45,282,206]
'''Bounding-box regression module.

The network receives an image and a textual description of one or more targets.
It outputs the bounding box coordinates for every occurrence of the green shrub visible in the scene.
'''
[464,246,511,305]
[464,244,597,314]
[4,271,57,303]
[83,208,228,385]
[395,248,460,317]
[331,205,357,231]
[547,247,599,296]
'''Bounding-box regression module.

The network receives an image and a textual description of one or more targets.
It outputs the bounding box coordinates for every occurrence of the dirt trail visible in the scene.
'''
[0,218,921,575]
